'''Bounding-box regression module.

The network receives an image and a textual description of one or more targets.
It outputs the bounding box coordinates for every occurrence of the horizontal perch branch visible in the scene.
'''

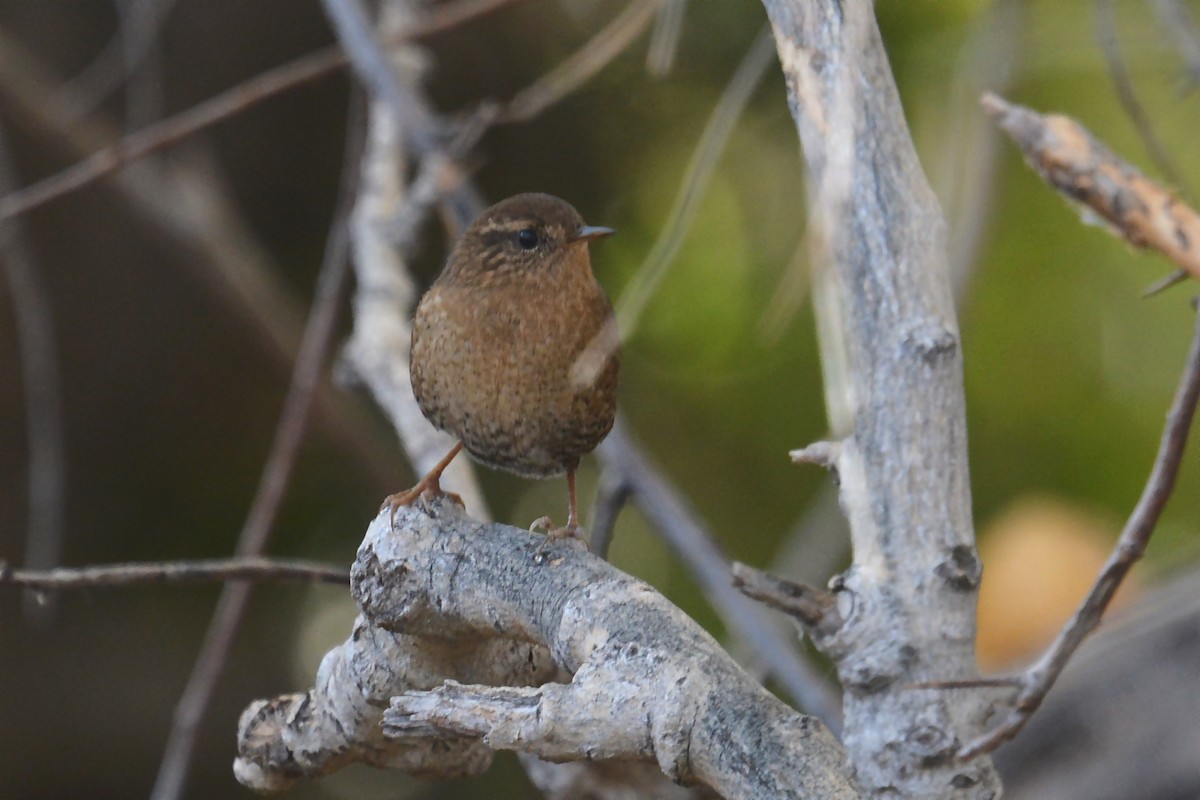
[235,499,858,798]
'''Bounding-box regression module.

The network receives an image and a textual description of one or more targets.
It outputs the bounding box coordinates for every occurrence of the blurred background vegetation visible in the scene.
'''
[1,0,1198,798]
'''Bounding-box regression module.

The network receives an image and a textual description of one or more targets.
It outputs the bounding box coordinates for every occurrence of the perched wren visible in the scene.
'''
[385,193,619,537]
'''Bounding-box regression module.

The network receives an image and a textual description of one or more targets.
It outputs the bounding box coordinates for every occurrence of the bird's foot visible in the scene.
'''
[382,481,464,528]
[529,516,589,548]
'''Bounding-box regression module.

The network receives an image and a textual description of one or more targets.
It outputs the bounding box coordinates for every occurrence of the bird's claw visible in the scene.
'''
[382,484,464,528]
[529,516,589,549]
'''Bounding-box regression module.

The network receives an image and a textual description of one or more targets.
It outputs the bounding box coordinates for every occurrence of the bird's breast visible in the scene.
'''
[409,272,619,477]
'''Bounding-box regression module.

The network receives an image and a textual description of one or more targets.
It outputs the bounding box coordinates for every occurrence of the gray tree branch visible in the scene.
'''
[759,0,1000,795]
[235,500,858,798]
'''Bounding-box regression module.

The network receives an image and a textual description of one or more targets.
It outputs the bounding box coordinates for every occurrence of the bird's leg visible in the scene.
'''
[536,462,587,545]
[382,442,465,526]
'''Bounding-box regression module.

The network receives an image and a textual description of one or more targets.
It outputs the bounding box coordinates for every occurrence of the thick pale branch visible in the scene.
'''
[237,499,859,798]
[761,0,998,795]
[597,419,841,725]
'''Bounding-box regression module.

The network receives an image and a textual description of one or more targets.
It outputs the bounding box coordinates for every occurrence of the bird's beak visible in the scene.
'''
[570,225,615,243]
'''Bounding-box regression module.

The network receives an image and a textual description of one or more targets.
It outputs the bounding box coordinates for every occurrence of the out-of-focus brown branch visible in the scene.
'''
[959,305,1200,759]
[148,101,364,800]
[0,0,530,225]
[982,93,1200,283]
[0,558,348,590]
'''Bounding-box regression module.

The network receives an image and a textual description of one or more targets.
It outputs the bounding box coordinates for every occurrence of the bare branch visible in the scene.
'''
[983,92,1200,283]
[499,0,663,123]
[995,569,1200,799]
[0,0,528,225]
[0,558,348,590]
[614,26,774,340]
[731,562,841,633]
[789,440,842,470]
[149,104,361,800]
[320,0,440,152]
[597,419,841,727]
[0,118,67,623]
[959,305,1200,759]
[1095,0,1195,202]
[1151,0,1200,86]
[236,500,858,799]
[761,0,999,794]
[645,0,686,77]
[587,468,631,559]
[57,0,178,118]
[339,8,487,509]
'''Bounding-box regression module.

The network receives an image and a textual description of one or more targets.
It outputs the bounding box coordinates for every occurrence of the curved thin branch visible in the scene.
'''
[959,305,1200,759]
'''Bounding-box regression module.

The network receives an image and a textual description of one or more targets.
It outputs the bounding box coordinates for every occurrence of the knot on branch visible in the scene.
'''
[935,545,982,591]
[900,320,958,363]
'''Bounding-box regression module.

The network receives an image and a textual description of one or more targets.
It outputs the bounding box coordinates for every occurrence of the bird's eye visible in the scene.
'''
[516,228,539,250]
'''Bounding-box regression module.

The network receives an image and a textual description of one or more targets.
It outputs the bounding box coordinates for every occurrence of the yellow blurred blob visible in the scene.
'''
[976,496,1139,671]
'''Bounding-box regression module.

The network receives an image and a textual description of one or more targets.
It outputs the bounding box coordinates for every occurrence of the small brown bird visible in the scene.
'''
[385,193,619,537]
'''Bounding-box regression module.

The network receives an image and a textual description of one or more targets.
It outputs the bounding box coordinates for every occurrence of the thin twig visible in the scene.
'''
[614,26,774,337]
[1095,0,1195,202]
[1151,0,1200,86]
[0,558,347,590]
[0,118,67,623]
[645,0,686,77]
[320,0,440,153]
[983,92,1200,283]
[116,0,168,133]
[148,103,364,800]
[57,0,178,118]
[730,562,840,632]
[597,418,842,728]
[587,469,632,559]
[499,0,663,123]
[960,305,1200,759]
[0,0,529,225]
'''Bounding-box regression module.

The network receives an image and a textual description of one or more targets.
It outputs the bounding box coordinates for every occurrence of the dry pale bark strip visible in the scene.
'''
[982,92,1200,283]
[234,499,859,798]
[339,3,487,512]
[760,1,1000,796]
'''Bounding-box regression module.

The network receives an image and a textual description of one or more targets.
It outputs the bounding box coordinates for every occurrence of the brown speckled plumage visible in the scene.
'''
[405,194,618,529]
